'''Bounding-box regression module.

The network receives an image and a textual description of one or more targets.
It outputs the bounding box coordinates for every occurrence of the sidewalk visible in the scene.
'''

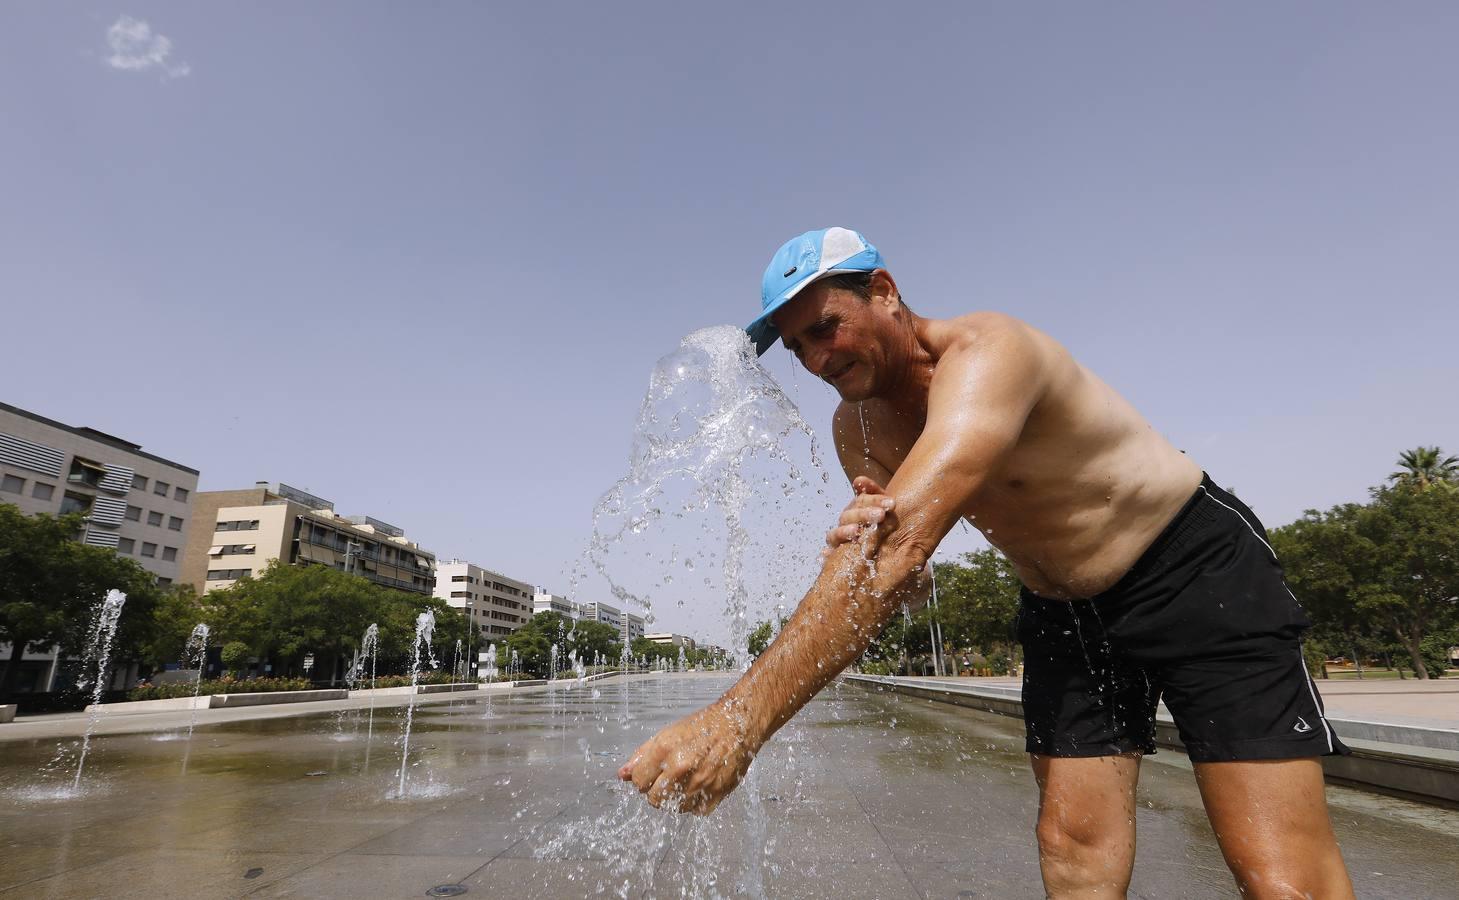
[847,674,1459,805]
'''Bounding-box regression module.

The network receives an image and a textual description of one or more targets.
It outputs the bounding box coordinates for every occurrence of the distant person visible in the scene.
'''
[621,228,1355,898]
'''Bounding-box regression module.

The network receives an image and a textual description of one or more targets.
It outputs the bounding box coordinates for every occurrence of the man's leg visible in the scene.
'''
[1031,752,1142,899]
[1193,758,1354,899]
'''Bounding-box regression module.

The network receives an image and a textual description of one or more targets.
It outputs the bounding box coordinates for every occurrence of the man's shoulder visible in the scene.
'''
[937,310,1037,348]
[931,311,1050,374]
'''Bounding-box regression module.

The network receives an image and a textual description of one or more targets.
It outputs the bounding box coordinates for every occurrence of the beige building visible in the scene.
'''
[435,561,532,640]
[1,401,199,691]
[644,632,697,651]
[180,482,435,596]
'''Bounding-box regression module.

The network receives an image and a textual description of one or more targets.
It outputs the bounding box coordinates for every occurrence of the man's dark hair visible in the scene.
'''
[819,271,907,308]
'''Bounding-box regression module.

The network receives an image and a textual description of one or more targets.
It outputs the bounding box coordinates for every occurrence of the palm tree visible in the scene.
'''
[1389,446,1459,489]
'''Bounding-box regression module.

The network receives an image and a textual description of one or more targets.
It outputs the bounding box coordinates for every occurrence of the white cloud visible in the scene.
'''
[105,15,191,79]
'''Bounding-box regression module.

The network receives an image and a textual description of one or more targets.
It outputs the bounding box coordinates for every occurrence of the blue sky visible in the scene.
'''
[3,4,1457,642]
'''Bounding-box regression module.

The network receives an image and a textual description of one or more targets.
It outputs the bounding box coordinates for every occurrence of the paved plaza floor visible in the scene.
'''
[2,673,1457,898]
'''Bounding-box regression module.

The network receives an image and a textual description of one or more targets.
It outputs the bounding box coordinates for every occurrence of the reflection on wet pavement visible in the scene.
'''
[1,673,1456,898]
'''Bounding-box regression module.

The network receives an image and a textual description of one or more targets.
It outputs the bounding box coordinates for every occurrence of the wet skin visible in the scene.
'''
[620,270,1352,896]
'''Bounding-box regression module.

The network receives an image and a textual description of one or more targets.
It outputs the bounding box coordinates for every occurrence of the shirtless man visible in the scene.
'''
[619,227,1354,899]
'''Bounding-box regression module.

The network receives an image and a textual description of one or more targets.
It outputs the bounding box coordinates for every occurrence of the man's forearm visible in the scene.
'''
[717,540,925,749]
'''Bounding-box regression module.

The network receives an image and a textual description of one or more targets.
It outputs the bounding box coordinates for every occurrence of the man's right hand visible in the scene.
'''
[822,476,898,559]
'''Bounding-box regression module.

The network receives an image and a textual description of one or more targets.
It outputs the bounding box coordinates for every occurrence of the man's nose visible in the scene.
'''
[804,348,832,377]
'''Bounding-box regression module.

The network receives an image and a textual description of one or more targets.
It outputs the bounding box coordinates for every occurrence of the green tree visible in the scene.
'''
[1389,446,1459,491]
[1277,484,1459,679]
[571,620,622,666]
[746,620,774,658]
[206,561,462,681]
[137,583,210,672]
[0,506,163,694]
[933,549,1022,660]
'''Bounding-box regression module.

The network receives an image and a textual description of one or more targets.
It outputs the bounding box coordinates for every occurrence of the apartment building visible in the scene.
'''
[179,482,435,595]
[644,633,697,651]
[531,593,646,644]
[532,590,579,619]
[1,401,199,691]
[435,561,533,639]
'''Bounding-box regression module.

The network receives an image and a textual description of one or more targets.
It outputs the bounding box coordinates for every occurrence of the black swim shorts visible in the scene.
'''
[1016,473,1349,762]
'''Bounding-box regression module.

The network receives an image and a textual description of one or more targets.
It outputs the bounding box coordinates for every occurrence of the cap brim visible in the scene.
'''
[745,275,818,356]
[745,261,882,357]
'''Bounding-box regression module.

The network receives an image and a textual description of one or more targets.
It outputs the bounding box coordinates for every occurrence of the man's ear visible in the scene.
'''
[869,269,901,310]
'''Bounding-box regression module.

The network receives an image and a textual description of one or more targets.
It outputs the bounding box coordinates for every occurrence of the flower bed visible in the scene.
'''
[128,676,312,701]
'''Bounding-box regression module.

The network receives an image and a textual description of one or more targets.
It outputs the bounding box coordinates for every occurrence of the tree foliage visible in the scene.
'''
[1271,469,1459,678]
[203,560,466,681]
[0,506,164,693]
[505,611,626,677]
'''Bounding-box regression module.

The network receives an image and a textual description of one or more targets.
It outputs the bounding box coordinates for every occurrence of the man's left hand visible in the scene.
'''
[618,701,758,815]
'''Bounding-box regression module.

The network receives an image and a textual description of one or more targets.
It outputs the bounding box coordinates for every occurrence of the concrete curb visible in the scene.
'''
[841,674,1459,805]
[417,682,481,694]
[85,696,207,715]
[0,704,14,724]
[208,689,349,708]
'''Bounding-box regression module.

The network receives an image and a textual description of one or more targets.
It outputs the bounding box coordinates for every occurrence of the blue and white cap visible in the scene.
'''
[746,227,884,356]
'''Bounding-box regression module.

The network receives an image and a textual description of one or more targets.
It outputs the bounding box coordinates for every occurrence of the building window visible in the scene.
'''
[1,474,23,494]
[141,542,157,558]
[125,505,142,521]
[167,516,183,531]
[162,546,178,562]
[131,473,148,491]
[154,480,170,496]
[174,486,189,502]
[451,575,467,582]
[147,511,163,526]
[156,577,172,587]
[67,457,106,487]
[31,482,54,501]
[117,537,135,554]
[206,568,252,580]
[217,519,261,532]
[60,492,92,515]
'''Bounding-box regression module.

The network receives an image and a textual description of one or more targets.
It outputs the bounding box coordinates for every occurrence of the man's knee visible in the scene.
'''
[1035,806,1129,867]
[1221,846,1349,900]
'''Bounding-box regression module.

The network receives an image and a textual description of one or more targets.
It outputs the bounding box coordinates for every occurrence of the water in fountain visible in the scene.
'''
[71,590,128,793]
[557,326,836,896]
[677,645,687,673]
[481,643,499,719]
[182,623,210,745]
[395,610,437,798]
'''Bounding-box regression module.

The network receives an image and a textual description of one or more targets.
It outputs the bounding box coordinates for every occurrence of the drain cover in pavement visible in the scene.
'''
[426,885,467,897]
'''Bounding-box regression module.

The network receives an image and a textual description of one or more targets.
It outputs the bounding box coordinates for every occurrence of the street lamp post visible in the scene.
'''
[928,560,947,677]
[344,541,364,575]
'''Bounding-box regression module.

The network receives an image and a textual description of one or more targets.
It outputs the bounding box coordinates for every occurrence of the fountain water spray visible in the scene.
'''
[183,623,210,743]
[71,590,127,791]
[481,643,498,719]
[396,610,437,797]
[570,326,832,896]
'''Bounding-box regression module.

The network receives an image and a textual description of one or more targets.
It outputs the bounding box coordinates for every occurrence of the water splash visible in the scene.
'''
[395,610,436,798]
[183,623,210,743]
[563,326,834,897]
[71,590,127,792]
[581,325,829,655]
[481,643,499,719]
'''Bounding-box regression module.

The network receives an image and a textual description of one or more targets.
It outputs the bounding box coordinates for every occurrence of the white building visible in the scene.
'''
[437,561,533,640]
[533,590,579,619]
[1,402,200,692]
